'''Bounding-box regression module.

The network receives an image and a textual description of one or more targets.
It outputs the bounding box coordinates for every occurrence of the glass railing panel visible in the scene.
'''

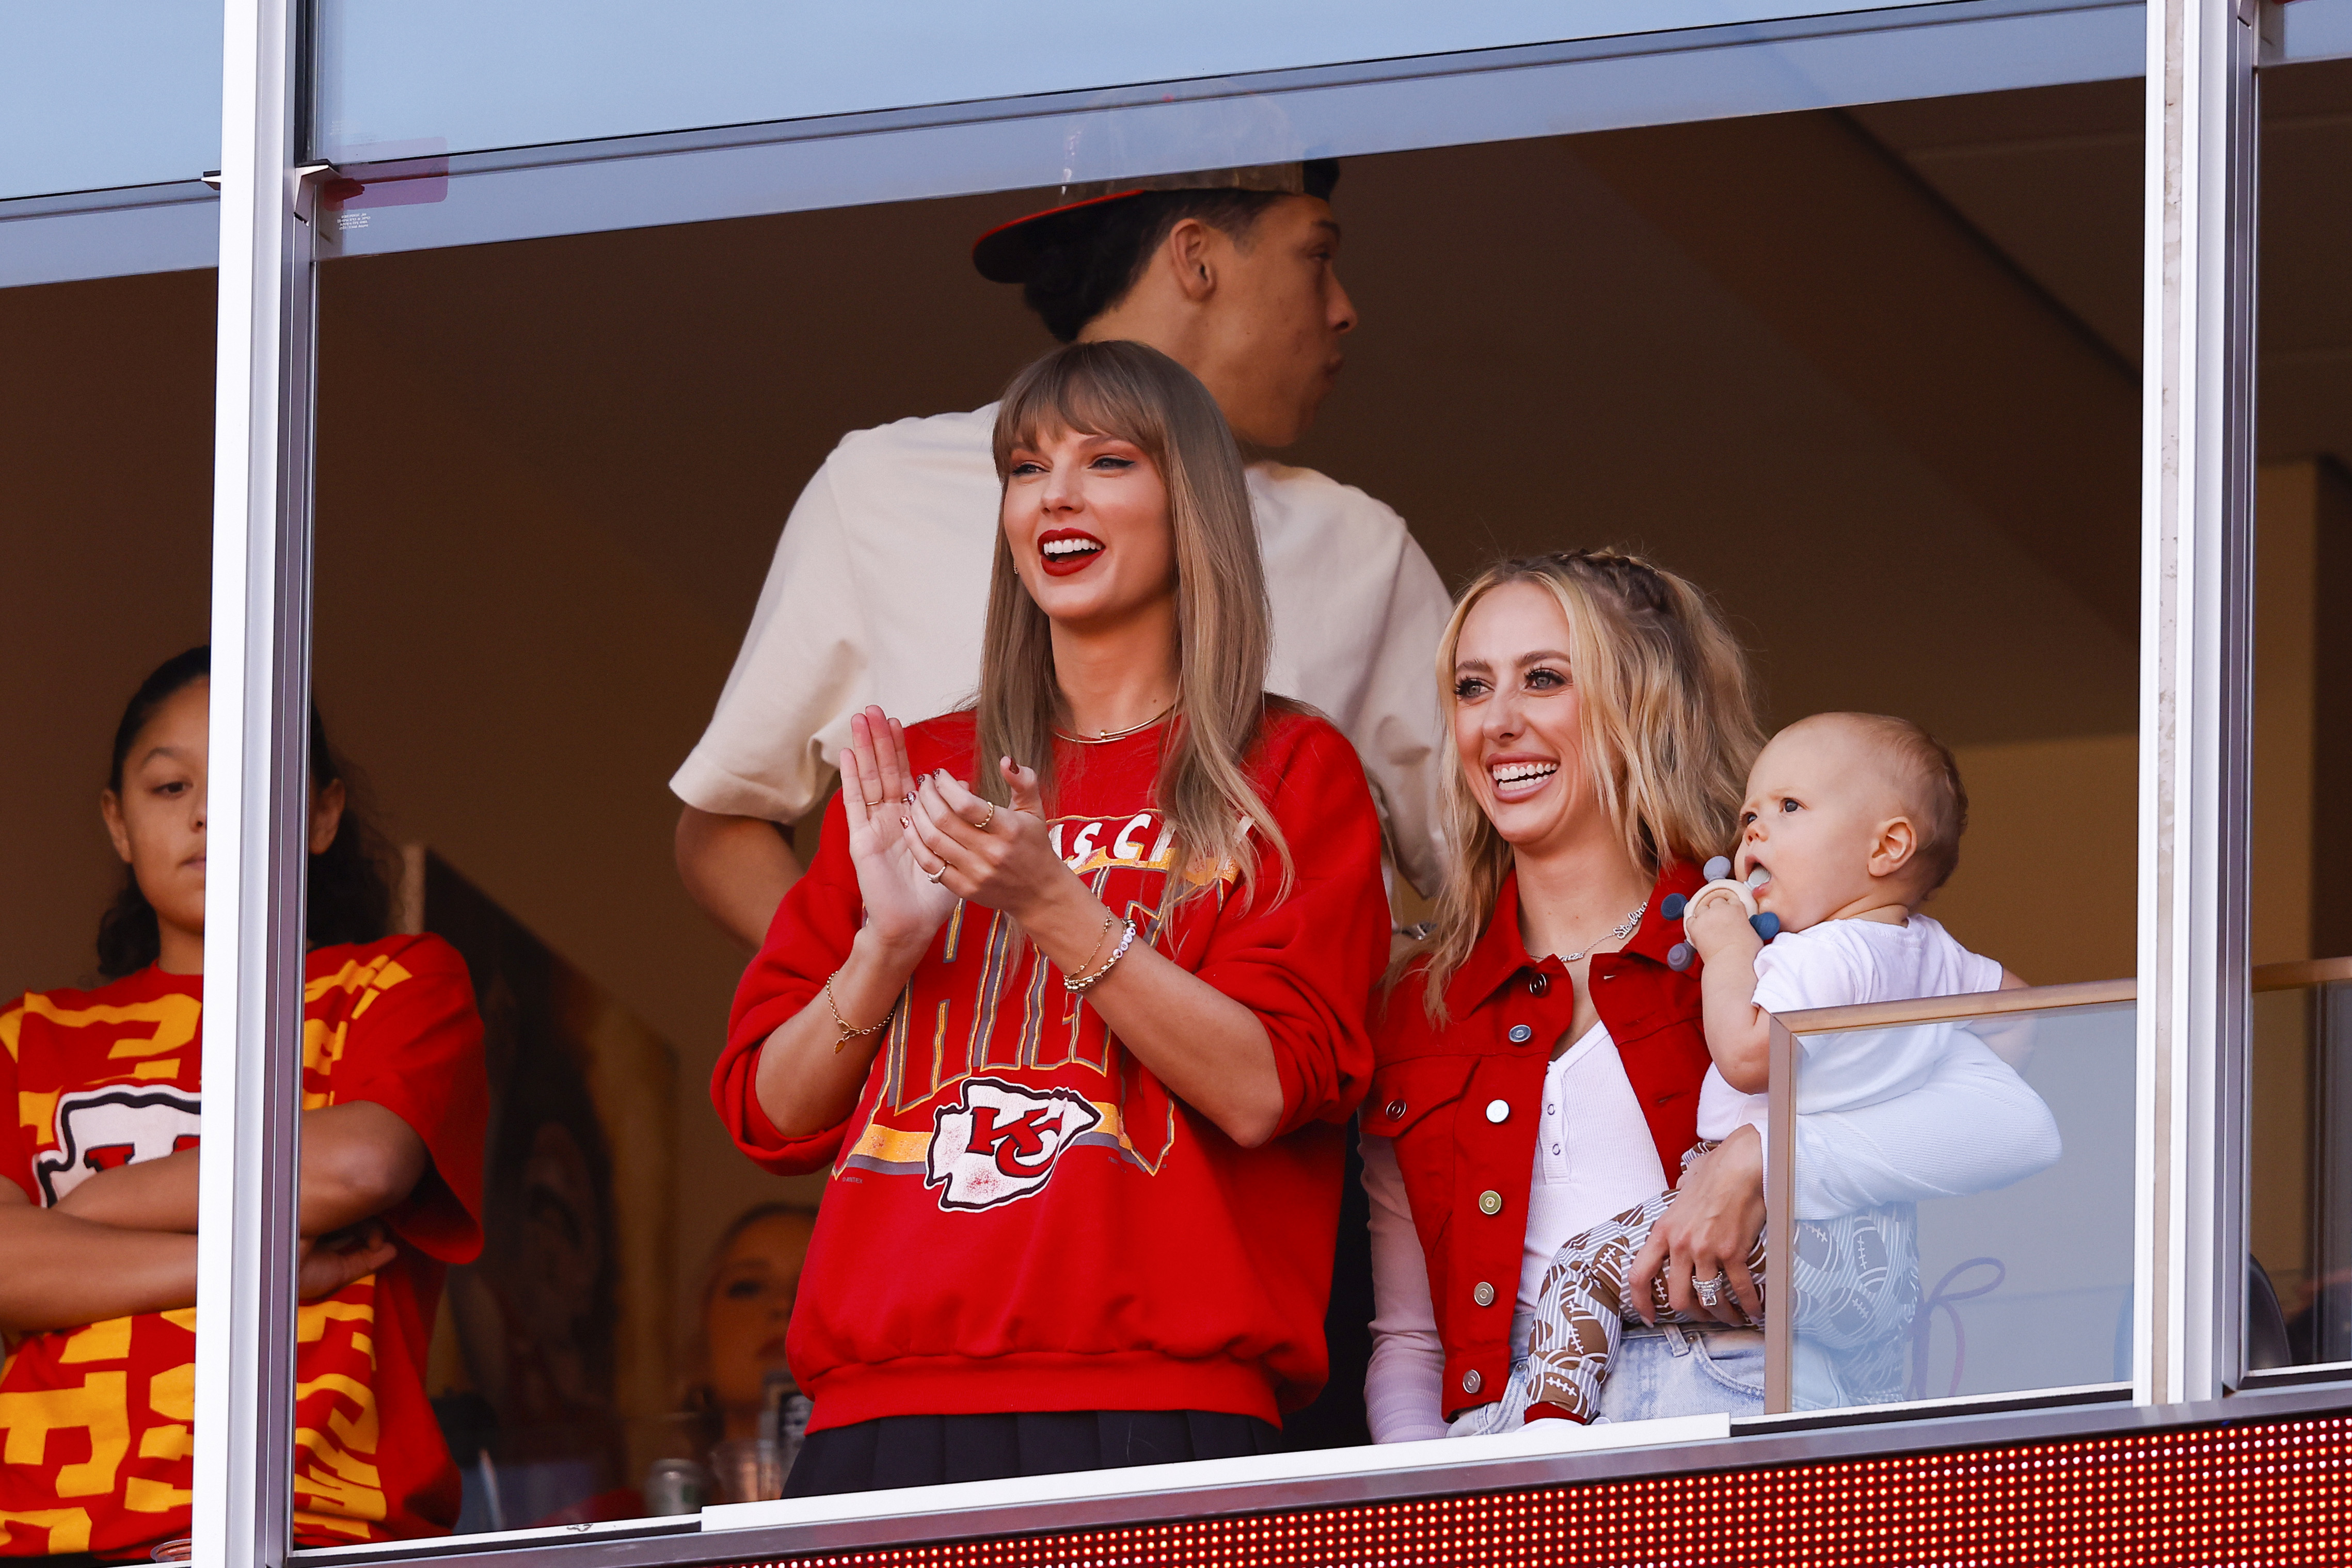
[1768,982,2136,1414]
[2246,961,2352,1372]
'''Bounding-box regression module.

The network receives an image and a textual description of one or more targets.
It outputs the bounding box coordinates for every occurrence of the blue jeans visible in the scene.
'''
[1450,1322,1764,1436]
[1596,1323,1765,1421]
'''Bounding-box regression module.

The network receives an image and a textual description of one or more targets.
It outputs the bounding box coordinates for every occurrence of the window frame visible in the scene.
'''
[307,0,2143,260]
[180,0,2291,1562]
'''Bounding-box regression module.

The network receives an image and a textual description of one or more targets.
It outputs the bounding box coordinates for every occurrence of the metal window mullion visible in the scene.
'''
[2136,0,2258,1411]
[1763,1016,1797,1415]
[194,0,317,1563]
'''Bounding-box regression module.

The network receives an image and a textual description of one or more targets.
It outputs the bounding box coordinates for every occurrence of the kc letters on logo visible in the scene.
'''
[926,1077,1102,1211]
[34,1086,203,1206]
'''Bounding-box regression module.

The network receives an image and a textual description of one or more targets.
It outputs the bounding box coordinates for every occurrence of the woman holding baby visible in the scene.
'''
[1364,552,1772,1436]
[1365,551,2060,1438]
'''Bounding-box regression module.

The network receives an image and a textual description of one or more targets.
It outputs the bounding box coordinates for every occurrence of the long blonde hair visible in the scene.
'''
[1417,550,1762,1021]
[978,340,1293,914]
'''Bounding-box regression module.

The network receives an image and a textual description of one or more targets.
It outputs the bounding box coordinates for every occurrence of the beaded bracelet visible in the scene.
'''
[1064,919,1137,994]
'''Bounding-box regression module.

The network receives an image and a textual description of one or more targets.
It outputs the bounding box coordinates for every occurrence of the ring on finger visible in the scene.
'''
[1694,1275,1722,1307]
[925,863,949,885]
[972,802,997,831]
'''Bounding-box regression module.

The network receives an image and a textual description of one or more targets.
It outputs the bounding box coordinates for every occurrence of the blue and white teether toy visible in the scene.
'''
[1659,856,1781,972]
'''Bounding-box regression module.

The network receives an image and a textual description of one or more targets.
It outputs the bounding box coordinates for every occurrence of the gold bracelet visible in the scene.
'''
[1064,919,1137,994]
[827,973,893,1053]
[1064,911,1116,982]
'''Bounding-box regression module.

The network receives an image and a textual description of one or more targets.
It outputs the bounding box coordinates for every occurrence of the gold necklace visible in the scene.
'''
[1054,701,1177,745]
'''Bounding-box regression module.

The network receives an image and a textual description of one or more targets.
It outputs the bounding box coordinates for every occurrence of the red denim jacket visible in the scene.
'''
[1368,863,1711,1419]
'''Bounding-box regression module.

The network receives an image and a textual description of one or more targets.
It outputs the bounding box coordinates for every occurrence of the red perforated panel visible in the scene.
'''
[734,1415,2352,1566]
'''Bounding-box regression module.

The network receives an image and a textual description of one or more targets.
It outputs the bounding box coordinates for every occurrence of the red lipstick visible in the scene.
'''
[1037,527,1106,577]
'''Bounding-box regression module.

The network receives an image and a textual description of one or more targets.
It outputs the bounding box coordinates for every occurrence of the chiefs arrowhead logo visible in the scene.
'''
[925,1077,1103,1212]
[34,1086,203,1206]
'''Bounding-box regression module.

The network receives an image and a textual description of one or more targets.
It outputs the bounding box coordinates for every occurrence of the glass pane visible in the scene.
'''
[0,269,215,1559]
[318,3,2146,260]
[2246,49,2352,1373]
[312,0,1967,165]
[1785,998,2134,1411]
[307,49,2143,1537]
[0,1,222,201]
[2277,0,2352,67]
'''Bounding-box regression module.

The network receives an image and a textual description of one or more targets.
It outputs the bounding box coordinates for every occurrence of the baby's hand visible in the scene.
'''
[1684,886,1762,964]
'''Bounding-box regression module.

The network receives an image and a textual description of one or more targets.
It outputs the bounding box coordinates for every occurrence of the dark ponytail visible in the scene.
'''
[96,646,395,979]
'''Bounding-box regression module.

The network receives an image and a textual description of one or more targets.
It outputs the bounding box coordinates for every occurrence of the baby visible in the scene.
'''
[1472,711,2030,1429]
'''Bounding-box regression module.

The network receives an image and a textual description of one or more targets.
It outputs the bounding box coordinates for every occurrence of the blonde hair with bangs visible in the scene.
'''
[1417,550,1762,1021]
[979,340,1294,915]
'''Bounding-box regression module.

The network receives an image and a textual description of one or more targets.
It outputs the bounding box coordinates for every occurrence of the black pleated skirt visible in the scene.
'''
[783,1409,1283,1498]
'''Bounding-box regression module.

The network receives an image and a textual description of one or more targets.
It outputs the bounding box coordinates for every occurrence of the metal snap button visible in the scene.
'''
[1527,973,1549,996]
[1478,1189,1503,1215]
[1507,1024,1533,1044]
[1473,1281,1496,1307]
[1462,1368,1484,1394]
[1384,1098,1407,1121]
[1485,1099,1509,1124]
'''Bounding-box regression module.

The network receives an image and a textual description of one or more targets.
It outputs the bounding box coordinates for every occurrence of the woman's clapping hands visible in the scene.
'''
[839,705,1087,940]
[902,755,1077,925]
[839,707,961,952]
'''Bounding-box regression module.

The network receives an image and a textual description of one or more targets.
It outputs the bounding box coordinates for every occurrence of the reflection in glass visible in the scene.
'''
[1785,999,2133,1410]
[411,855,681,1531]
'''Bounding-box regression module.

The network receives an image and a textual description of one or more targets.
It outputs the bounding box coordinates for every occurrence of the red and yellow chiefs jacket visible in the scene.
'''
[0,935,487,1557]
[1369,865,1711,1420]
[714,708,1389,1432]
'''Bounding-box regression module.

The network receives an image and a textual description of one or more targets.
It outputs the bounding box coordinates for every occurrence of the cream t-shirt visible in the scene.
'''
[671,403,1455,893]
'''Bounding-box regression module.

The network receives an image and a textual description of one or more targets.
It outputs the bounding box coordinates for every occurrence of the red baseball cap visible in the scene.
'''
[972,159,1340,285]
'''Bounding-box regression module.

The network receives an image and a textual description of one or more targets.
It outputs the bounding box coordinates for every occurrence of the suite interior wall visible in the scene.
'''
[0,270,215,1007]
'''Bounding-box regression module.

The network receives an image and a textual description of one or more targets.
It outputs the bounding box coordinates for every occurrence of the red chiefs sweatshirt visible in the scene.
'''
[714,708,1389,1431]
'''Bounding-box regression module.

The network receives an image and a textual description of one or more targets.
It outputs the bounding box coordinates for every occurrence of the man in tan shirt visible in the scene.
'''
[674,162,1452,949]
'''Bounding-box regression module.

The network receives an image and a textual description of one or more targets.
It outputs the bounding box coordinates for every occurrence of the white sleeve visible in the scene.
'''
[1348,534,1453,901]
[1789,1037,2063,1220]
[1362,1133,1452,1443]
[1751,928,1868,1016]
[669,454,868,823]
